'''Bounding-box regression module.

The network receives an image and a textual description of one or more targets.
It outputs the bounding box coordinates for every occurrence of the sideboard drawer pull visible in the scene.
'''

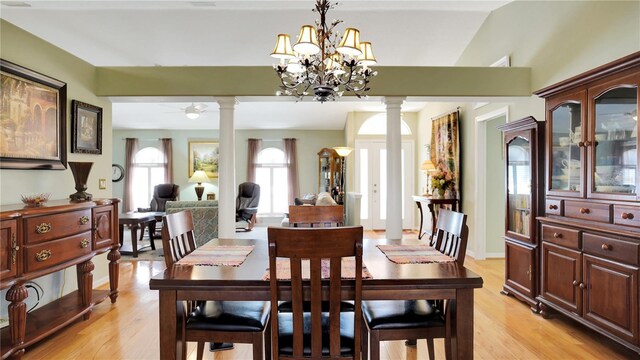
[553,232,562,238]
[572,280,579,287]
[79,216,90,225]
[80,239,90,248]
[621,212,634,220]
[579,208,590,214]
[35,250,52,262]
[579,282,586,289]
[601,243,612,251]
[35,223,52,234]
[549,204,558,210]
[11,234,18,265]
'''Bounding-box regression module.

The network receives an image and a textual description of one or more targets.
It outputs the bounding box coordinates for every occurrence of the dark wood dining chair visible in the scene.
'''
[288,205,344,227]
[268,226,363,359]
[361,209,468,360]
[161,210,271,360]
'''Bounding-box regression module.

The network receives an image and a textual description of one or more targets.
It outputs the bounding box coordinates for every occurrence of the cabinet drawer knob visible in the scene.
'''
[621,212,634,220]
[572,280,579,286]
[35,223,52,234]
[601,243,612,251]
[549,204,558,210]
[553,232,562,238]
[79,216,90,225]
[35,250,52,262]
[579,282,586,289]
[579,208,590,214]
[578,141,585,147]
[583,140,591,147]
[80,239,90,248]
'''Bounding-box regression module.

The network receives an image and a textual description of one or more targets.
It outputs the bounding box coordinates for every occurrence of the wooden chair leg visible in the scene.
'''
[370,330,381,360]
[253,332,264,360]
[361,319,369,360]
[264,320,271,360]
[426,338,435,360]
[445,336,452,360]
[196,342,205,360]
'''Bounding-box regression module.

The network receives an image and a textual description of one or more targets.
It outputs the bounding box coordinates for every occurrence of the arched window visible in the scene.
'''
[132,146,166,210]
[255,147,288,215]
[358,114,412,135]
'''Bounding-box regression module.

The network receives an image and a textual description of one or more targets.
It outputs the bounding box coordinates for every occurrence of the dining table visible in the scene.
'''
[149,237,483,360]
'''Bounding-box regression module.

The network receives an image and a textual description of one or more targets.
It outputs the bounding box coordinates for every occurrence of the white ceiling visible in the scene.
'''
[1,0,512,129]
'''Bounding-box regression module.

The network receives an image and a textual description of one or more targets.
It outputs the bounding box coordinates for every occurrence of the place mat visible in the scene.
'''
[377,244,455,264]
[176,244,255,267]
[262,258,372,280]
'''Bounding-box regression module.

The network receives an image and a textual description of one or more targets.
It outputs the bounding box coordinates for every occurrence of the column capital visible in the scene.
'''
[216,97,238,109]
[383,96,406,108]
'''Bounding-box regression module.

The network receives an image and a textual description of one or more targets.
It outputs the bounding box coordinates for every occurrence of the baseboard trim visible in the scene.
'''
[485,252,505,259]
[94,275,109,288]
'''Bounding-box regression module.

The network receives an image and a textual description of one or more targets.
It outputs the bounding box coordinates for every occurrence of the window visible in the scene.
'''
[132,146,165,210]
[255,147,288,215]
[358,114,412,135]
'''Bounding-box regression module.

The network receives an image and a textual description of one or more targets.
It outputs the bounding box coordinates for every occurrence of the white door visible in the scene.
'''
[355,140,414,230]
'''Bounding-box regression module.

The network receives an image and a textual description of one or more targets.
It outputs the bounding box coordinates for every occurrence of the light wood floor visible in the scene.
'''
[21,230,638,359]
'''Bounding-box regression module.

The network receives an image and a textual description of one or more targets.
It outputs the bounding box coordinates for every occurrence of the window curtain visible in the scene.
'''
[246,138,262,183]
[124,138,139,212]
[283,138,299,205]
[160,138,173,183]
[430,111,461,206]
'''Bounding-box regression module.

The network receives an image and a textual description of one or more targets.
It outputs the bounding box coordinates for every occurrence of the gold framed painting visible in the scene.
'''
[0,59,67,170]
[188,141,219,178]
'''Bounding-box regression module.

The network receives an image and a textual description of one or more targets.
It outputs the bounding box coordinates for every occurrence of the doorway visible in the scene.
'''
[355,139,414,230]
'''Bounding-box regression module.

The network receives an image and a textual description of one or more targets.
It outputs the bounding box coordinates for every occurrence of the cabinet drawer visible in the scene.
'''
[24,231,92,273]
[613,205,640,228]
[25,209,92,244]
[583,233,640,266]
[564,201,610,223]
[546,199,562,215]
[541,224,580,249]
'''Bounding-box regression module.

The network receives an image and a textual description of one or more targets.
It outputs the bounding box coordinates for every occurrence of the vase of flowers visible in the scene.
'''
[431,167,454,198]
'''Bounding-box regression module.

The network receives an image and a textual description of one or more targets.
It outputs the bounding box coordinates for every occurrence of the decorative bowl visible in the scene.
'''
[21,193,51,207]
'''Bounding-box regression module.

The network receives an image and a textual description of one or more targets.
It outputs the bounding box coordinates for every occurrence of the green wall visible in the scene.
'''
[485,116,506,255]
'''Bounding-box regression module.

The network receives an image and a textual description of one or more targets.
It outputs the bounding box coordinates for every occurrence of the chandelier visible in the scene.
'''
[270,0,377,102]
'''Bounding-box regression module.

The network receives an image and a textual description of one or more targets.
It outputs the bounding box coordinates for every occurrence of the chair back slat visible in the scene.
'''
[432,209,469,265]
[268,226,363,360]
[161,210,197,268]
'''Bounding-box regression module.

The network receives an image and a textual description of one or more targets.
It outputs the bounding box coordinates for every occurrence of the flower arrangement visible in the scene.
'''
[21,193,51,207]
[430,167,454,197]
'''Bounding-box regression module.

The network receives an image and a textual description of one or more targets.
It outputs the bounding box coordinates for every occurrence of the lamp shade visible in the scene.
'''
[271,34,295,59]
[336,28,362,57]
[189,170,210,184]
[293,25,320,55]
[333,146,353,157]
[357,42,377,66]
[420,159,436,172]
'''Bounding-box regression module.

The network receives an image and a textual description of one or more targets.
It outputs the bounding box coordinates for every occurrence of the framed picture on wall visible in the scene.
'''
[71,100,102,154]
[188,141,219,178]
[0,59,67,170]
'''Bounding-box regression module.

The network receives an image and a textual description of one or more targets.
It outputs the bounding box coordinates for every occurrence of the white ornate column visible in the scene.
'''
[385,97,405,240]
[217,97,237,238]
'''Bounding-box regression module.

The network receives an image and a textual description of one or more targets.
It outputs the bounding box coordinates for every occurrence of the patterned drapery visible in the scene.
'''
[430,111,461,204]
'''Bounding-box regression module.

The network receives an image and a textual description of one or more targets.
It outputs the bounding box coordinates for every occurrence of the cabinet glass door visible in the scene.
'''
[592,86,638,195]
[507,136,531,238]
[551,102,582,192]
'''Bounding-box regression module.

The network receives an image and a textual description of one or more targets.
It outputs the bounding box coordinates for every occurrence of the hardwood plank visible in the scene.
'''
[20,230,638,359]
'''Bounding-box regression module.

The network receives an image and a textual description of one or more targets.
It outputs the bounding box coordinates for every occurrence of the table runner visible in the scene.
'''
[377,244,455,264]
[176,244,255,267]
[262,258,372,280]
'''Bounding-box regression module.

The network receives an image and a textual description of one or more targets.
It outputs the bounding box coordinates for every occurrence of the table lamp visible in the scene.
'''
[420,159,436,195]
[189,170,210,201]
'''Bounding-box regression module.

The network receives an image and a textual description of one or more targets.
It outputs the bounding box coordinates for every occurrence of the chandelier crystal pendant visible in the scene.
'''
[270,0,377,102]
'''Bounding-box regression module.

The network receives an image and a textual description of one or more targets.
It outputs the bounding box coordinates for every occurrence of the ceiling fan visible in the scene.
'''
[162,103,208,119]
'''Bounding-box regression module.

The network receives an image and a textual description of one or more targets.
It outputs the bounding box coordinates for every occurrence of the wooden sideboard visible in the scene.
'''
[0,199,120,359]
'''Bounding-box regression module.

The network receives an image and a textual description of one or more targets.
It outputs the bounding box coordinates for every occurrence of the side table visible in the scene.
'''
[119,213,156,257]
[412,195,458,241]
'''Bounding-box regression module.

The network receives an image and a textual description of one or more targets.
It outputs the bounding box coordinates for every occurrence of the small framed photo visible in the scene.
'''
[188,141,219,178]
[71,100,102,154]
[206,193,216,200]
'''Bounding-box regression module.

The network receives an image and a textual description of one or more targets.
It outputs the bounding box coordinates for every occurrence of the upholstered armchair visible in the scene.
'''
[150,184,180,212]
[236,182,260,231]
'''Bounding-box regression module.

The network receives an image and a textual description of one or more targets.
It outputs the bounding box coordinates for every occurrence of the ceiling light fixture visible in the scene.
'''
[270,0,377,103]
[184,103,206,119]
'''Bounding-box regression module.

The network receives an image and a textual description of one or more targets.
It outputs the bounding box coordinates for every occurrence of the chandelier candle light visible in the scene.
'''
[270,0,377,102]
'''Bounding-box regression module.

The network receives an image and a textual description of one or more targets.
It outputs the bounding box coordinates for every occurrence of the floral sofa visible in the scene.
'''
[165,200,218,247]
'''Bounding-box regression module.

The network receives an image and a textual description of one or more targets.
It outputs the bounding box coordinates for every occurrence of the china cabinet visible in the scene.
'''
[317,148,342,201]
[535,52,640,354]
[0,199,120,359]
[498,117,545,311]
